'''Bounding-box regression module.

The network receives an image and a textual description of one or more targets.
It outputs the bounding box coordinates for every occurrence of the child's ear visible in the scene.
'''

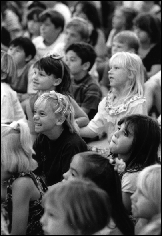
[82,62,90,71]
[56,116,65,125]
[53,78,62,86]
[128,71,134,80]
[25,55,32,63]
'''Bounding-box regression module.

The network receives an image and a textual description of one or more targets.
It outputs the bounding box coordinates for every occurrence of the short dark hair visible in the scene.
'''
[9,37,36,60]
[113,30,140,54]
[27,7,44,21]
[66,42,96,71]
[133,12,161,44]
[39,9,65,32]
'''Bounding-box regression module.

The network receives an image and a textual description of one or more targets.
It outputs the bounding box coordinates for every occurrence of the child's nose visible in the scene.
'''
[63,170,69,180]
[40,213,46,225]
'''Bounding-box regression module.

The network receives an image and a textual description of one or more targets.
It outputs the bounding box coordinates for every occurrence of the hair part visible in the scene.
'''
[1,120,37,173]
[43,179,111,235]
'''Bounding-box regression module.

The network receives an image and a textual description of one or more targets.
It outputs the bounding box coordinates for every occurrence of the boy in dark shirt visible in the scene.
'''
[65,42,102,120]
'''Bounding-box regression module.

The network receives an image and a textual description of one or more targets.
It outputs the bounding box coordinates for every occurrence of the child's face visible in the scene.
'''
[111,41,130,56]
[64,27,83,49]
[109,123,134,162]
[112,9,125,30]
[33,100,59,135]
[40,18,60,42]
[131,186,158,220]
[63,154,85,181]
[27,19,41,37]
[41,201,75,235]
[32,68,56,91]
[108,58,130,89]
[8,46,26,67]
[65,50,84,76]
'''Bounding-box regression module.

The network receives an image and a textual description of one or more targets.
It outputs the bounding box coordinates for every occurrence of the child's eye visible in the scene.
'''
[40,112,45,116]
[123,130,128,137]
[114,66,120,70]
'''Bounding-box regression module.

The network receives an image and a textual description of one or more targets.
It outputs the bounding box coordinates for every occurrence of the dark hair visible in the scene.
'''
[39,9,65,32]
[133,12,161,44]
[66,42,96,71]
[113,30,140,54]
[115,6,138,30]
[33,55,71,95]
[118,114,161,172]
[9,37,36,60]
[72,1,102,47]
[27,1,46,11]
[76,151,134,235]
[27,7,44,21]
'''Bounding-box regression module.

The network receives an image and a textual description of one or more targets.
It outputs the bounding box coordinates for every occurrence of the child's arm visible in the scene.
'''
[70,97,89,128]
[11,177,32,235]
[79,126,98,139]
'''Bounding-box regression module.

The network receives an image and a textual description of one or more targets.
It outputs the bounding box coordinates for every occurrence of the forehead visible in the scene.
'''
[66,50,79,58]
[9,45,25,52]
[71,154,85,174]
[66,27,82,37]
[41,17,53,25]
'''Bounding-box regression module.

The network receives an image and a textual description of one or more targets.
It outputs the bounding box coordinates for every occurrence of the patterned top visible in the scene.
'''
[2,172,47,235]
[88,92,147,143]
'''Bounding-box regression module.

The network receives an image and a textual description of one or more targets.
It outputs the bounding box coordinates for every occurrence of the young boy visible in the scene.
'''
[8,36,36,105]
[32,9,65,59]
[65,42,102,120]
[100,30,140,97]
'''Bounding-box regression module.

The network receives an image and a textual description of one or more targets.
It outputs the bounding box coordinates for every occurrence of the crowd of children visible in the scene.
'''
[1,1,161,235]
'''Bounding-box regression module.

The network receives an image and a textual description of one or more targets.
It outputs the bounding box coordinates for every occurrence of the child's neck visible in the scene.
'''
[72,71,88,82]
[43,34,60,47]
[39,87,56,95]
[112,86,132,101]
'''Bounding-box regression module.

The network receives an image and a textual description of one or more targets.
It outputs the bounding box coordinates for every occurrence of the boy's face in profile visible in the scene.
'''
[8,46,26,67]
[64,27,83,50]
[111,40,131,56]
[40,17,61,43]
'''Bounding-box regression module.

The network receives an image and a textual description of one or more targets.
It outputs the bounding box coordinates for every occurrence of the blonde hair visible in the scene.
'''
[1,51,17,84]
[109,51,144,98]
[43,179,110,235]
[1,120,37,173]
[137,164,161,214]
[34,91,78,133]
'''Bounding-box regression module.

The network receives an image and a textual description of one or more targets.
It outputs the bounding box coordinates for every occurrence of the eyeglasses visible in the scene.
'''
[49,54,65,80]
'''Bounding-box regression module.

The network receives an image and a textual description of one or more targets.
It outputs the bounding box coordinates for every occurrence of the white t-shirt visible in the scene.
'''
[1,83,26,124]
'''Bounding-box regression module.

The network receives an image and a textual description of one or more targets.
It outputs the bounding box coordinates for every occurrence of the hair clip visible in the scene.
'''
[109,157,126,174]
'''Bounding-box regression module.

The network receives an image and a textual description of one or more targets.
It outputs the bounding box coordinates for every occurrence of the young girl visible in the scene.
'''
[1,119,47,235]
[79,51,147,145]
[1,50,26,124]
[131,164,161,235]
[33,91,88,186]
[26,54,89,142]
[109,114,161,213]
[41,178,111,235]
[106,6,138,57]
[63,151,134,235]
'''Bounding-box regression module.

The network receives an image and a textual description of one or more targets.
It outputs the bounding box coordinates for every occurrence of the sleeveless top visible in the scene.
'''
[2,172,48,235]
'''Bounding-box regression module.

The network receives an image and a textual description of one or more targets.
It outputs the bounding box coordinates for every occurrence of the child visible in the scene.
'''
[1,51,26,124]
[33,91,88,186]
[106,6,138,57]
[32,9,65,59]
[109,114,161,213]
[65,42,102,120]
[1,120,47,235]
[133,12,161,78]
[63,151,134,235]
[131,164,161,235]
[79,52,147,144]
[26,54,89,142]
[7,36,36,104]
[100,30,140,97]
[41,179,111,235]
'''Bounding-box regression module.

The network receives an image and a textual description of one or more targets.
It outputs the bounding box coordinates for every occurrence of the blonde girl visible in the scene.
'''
[1,120,47,235]
[33,91,87,186]
[1,51,26,124]
[131,164,161,235]
[79,51,147,144]
[41,179,111,235]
